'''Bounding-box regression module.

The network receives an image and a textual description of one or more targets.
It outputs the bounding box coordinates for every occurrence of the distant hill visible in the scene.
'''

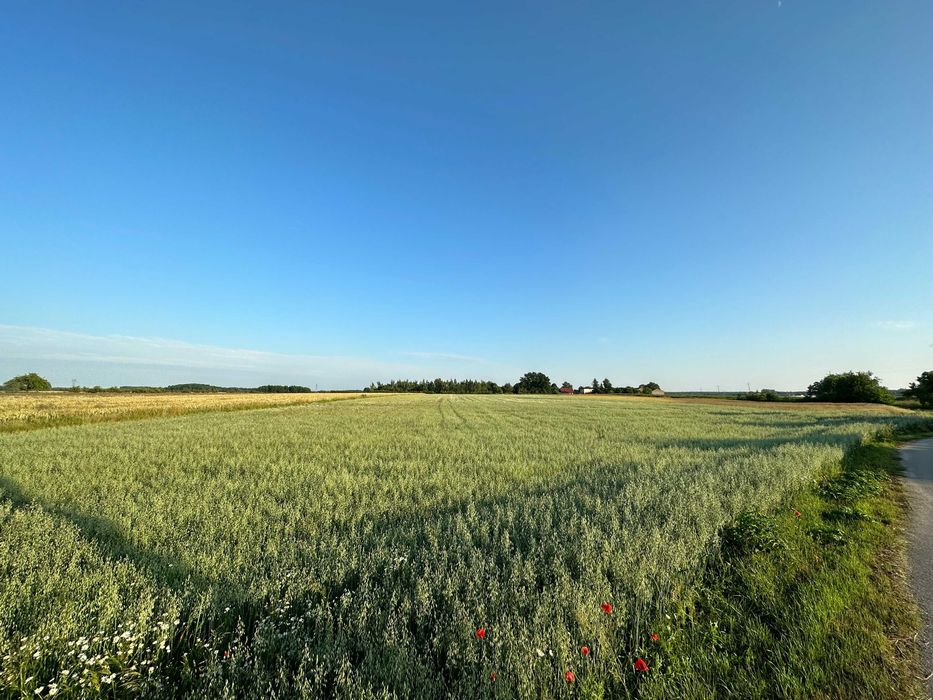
[53,384,317,394]
[167,384,314,393]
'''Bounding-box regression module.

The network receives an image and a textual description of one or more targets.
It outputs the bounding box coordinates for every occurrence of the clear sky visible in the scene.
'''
[1,1,931,390]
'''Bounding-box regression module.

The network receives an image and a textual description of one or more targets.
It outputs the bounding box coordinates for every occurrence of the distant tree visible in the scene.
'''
[905,371,933,408]
[365,378,503,394]
[739,389,780,402]
[601,378,613,393]
[1,373,52,392]
[165,383,226,393]
[255,385,312,393]
[806,371,892,404]
[560,381,573,390]
[516,371,556,394]
[639,382,662,395]
[591,378,600,394]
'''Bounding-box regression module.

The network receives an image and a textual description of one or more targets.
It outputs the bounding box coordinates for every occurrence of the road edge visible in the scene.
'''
[899,432,933,698]
[642,426,932,699]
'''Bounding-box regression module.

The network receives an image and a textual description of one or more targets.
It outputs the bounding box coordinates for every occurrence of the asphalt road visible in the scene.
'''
[901,437,933,695]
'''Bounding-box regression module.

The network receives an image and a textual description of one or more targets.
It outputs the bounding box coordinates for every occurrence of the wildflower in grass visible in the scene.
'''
[650,633,660,642]
[564,670,576,683]
[794,510,801,518]
[634,658,649,672]
[489,672,496,681]
[475,627,486,639]
[600,603,613,614]
[580,645,590,656]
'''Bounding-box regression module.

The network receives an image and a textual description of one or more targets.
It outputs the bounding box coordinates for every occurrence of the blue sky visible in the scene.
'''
[1,1,931,390]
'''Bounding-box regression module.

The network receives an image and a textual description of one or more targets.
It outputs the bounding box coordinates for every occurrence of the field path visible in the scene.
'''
[901,436,933,694]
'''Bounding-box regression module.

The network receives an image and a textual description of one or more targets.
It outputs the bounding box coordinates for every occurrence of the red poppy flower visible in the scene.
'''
[634,657,649,672]
[794,510,801,518]
[580,645,590,656]
[600,603,613,615]
[650,633,659,642]
[489,672,496,682]
[475,627,486,639]
[564,670,576,683]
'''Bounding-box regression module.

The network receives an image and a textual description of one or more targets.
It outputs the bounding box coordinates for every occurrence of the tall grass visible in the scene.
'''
[0,395,920,698]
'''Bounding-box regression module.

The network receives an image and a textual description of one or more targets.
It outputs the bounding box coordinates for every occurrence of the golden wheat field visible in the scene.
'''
[0,391,366,432]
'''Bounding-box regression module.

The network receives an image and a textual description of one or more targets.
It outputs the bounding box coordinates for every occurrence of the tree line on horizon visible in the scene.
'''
[0,375,315,394]
[3,370,932,407]
[805,370,933,406]
[367,373,663,395]
[369,370,933,406]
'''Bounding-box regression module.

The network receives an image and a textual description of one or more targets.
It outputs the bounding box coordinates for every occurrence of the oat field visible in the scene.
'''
[0,394,918,698]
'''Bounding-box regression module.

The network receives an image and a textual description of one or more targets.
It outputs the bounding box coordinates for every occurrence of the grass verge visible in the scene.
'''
[642,421,933,699]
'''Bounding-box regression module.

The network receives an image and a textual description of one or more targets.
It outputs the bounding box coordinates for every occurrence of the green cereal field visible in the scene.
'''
[0,395,918,698]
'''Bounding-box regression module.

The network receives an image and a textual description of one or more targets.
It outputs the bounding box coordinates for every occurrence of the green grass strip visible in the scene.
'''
[642,422,933,699]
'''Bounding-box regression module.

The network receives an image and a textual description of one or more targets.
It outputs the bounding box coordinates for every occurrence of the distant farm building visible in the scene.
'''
[559,386,574,394]
[636,383,665,396]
